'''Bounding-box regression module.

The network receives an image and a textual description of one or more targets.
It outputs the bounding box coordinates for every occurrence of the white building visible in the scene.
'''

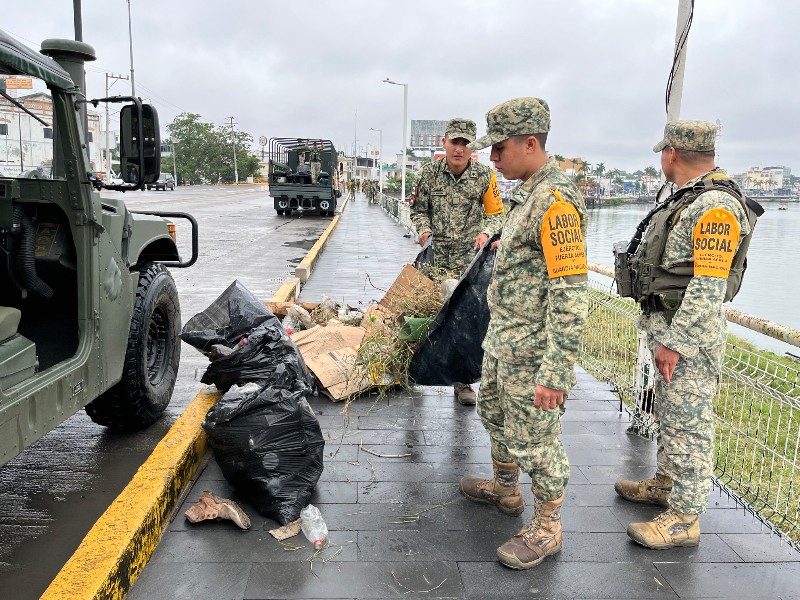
[0,91,103,177]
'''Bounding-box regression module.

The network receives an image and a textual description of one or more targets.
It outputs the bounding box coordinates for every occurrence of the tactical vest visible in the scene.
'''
[614,173,763,317]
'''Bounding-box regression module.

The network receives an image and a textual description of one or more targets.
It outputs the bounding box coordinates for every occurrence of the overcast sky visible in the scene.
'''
[4,0,797,175]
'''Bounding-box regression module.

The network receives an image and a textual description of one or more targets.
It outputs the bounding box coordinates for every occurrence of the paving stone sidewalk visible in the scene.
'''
[129,194,800,600]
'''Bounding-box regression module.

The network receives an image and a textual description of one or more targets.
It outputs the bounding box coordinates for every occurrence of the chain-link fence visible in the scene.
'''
[583,266,800,548]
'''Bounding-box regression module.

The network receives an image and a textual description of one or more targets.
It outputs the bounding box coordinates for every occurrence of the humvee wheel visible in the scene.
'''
[86,263,181,431]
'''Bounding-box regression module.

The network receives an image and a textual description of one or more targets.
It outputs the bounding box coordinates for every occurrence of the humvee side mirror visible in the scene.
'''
[120,102,161,188]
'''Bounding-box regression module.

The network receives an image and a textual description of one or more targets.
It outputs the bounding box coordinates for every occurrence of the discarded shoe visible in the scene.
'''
[185,490,251,530]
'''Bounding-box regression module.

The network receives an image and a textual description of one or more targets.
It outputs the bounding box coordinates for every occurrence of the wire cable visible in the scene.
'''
[665,0,695,115]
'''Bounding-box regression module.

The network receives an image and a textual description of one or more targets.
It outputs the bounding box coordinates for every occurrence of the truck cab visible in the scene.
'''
[0,30,197,467]
[267,138,340,216]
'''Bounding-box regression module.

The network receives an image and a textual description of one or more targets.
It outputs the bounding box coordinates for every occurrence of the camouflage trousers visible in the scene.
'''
[310,161,321,184]
[647,334,724,515]
[433,240,475,275]
[477,353,570,501]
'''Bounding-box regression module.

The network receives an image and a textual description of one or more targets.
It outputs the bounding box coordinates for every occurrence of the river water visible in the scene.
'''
[584,201,799,356]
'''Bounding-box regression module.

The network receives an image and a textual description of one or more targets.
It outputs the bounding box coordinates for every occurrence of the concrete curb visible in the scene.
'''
[295,196,349,284]
[41,197,351,599]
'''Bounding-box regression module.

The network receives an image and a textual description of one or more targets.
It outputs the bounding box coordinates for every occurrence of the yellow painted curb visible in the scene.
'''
[41,194,351,599]
[295,196,349,284]
[41,390,220,600]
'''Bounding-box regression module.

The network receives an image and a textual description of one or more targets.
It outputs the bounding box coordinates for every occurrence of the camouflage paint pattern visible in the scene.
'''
[445,118,477,143]
[478,354,570,501]
[637,172,750,514]
[410,158,504,273]
[483,157,589,391]
[653,120,717,153]
[470,97,551,150]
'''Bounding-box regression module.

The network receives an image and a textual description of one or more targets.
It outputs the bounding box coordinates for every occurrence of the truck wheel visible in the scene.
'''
[86,263,181,431]
[277,209,284,215]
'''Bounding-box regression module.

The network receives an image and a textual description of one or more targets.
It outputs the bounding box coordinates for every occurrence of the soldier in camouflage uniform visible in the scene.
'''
[410,118,505,405]
[459,97,589,570]
[310,142,322,184]
[616,121,751,549]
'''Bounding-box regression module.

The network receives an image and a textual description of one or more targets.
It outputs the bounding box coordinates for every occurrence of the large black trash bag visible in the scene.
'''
[203,382,325,525]
[183,280,324,524]
[180,280,279,355]
[409,235,499,385]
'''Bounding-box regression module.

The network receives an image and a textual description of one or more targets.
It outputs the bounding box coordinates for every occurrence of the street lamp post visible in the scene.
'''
[383,78,408,203]
[369,127,383,195]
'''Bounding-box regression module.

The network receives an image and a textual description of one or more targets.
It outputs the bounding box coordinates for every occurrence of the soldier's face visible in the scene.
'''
[490,136,531,181]
[443,136,471,174]
[661,147,675,183]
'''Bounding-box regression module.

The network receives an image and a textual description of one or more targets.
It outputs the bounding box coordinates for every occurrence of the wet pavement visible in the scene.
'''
[0,185,332,600]
[128,195,800,599]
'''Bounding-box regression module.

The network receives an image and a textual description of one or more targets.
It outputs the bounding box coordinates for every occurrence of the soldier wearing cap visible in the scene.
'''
[458,97,589,570]
[615,120,754,550]
[410,117,505,406]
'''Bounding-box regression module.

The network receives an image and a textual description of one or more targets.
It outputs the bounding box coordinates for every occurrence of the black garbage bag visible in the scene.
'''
[180,280,278,355]
[183,280,324,524]
[203,382,325,525]
[409,235,499,385]
[413,237,434,271]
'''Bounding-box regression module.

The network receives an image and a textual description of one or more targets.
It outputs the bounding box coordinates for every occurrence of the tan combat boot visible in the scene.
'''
[627,508,700,549]
[496,494,563,569]
[184,491,252,530]
[454,383,477,406]
[459,459,525,516]
[614,473,672,507]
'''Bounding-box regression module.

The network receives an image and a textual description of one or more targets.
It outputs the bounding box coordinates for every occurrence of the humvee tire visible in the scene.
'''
[86,263,181,431]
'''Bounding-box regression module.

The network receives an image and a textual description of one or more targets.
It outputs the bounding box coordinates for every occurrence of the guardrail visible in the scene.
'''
[378,192,414,230]
[584,264,800,548]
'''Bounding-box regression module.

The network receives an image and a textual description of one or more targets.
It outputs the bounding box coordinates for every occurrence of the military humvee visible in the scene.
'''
[267,138,340,216]
[0,30,197,467]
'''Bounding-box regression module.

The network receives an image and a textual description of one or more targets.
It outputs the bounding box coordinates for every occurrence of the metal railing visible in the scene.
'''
[583,264,800,548]
[378,192,413,230]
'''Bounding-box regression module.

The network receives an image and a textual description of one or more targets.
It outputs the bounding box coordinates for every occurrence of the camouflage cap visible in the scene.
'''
[445,118,477,143]
[653,120,716,153]
[470,97,550,150]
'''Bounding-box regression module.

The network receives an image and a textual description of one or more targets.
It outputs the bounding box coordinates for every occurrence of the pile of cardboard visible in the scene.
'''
[267,265,437,401]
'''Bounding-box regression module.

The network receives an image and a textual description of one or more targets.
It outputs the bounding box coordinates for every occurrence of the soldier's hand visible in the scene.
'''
[474,233,489,250]
[490,240,502,251]
[534,384,564,410]
[419,231,432,246]
[654,344,680,384]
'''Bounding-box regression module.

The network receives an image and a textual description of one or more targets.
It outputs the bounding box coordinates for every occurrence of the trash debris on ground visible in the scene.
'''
[181,282,325,525]
[300,504,329,550]
[184,490,252,530]
[269,518,303,541]
[409,235,499,385]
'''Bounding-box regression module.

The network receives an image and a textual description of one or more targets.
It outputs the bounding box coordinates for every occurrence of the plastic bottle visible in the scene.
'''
[300,504,329,550]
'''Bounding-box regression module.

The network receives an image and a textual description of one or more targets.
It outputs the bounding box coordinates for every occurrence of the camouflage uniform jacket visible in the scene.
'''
[636,169,750,357]
[483,157,589,391]
[410,158,504,249]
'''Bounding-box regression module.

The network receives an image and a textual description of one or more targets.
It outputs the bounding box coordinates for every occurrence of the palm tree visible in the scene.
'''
[554,154,565,173]
[594,162,606,198]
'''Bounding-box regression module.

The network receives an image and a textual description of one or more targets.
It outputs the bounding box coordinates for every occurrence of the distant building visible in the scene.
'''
[742,166,792,192]
[0,89,103,177]
[410,119,447,152]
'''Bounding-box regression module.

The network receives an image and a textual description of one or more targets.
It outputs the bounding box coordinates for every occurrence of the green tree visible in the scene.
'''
[166,112,261,184]
[385,170,415,197]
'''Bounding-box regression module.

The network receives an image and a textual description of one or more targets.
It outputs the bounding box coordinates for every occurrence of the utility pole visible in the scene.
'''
[171,142,177,185]
[127,0,136,96]
[105,73,128,173]
[353,109,357,183]
[666,0,693,122]
[227,116,239,184]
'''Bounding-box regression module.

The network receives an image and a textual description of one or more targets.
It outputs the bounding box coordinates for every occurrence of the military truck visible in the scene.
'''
[267,138,340,216]
[0,30,198,467]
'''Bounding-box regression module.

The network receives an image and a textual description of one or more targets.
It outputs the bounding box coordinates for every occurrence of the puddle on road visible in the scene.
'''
[282,238,317,250]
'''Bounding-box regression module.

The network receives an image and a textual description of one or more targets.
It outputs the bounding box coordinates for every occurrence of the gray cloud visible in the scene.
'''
[5,0,797,174]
